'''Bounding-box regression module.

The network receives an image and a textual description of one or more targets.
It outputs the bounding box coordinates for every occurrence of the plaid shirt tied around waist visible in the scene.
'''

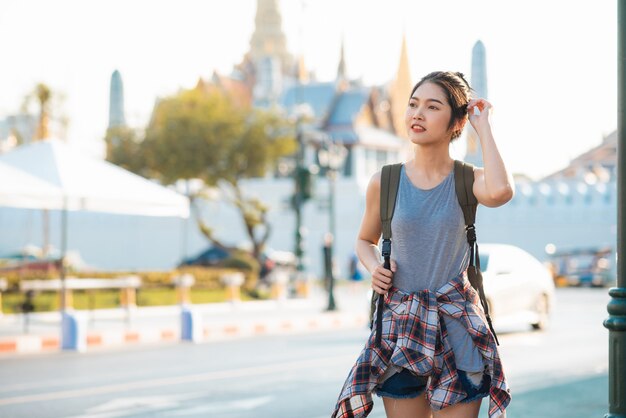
[331,271,511,418]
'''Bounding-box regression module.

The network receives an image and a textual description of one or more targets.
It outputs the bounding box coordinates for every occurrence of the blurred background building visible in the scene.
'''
[0,0,616,283]
[108,70,126,130]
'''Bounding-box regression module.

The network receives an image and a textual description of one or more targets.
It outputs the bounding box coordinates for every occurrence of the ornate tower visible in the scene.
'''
[246,0,294,106]
[465,40,487,167]
[108,70,126,129]
[337,37,347,82]
[389,32,413,139]
[295,54,309,83]
[248,0,293,75]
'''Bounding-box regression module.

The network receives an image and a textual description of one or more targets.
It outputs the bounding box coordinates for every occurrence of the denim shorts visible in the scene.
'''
[374,367,491,403]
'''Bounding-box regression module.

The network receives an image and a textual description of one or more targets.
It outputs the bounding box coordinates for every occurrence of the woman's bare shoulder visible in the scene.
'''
[369,170,382,186]
[366,170,382,198]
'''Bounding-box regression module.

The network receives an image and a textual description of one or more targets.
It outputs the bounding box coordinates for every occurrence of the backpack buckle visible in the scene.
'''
[465,225,476,243]
[381,239,391,257]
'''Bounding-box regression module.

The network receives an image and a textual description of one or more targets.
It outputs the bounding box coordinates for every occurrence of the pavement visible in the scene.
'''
[0,284,613,416]
[497,373,607,418]
[0,282,372,355]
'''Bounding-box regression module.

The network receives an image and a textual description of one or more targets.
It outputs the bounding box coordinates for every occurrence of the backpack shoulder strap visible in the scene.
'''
[454,159,477,226]
[372,163,402,346]
[453,159,500,345]
[380,163,403,240]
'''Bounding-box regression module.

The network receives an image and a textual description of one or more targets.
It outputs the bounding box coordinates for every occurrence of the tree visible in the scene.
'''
[21,83,69,141]
[104,126,148,176]
[34,83,50,140]
[108,86,296,270]
[20,83,69,141]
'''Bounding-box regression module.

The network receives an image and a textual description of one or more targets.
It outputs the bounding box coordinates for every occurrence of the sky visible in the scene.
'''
[0,0,617,180]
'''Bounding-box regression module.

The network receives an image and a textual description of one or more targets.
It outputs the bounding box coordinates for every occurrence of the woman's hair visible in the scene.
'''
[409,71,473,141]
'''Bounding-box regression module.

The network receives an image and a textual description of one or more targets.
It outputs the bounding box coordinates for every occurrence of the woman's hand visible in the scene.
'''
[371,259,397,295]
[467,98,493,135]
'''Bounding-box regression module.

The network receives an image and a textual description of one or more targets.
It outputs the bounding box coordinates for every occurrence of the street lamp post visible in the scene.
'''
[294,126,305,275]
[318,139,348,312]
[605,2,626,417]
[292,104,314,280]
[293,0,310,285]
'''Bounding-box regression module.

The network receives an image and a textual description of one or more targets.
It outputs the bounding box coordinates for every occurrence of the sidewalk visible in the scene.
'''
[489,373,607,418]
[0,283,372,355]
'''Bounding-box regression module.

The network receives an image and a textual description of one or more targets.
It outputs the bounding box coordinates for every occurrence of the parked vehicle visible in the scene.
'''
[179,246,231,268]
[479,243,556,331]
[546,247,614,287]
[179,246,296,280]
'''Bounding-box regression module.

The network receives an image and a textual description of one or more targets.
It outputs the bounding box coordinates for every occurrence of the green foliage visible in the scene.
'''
[134,88,296,186]
[21,82,68,141]
[1,287,263,314]
[104,126,147,175]
[105,86,297,283]
[1,267,254,292]
[141,89,242,183]
[220,250,260,289]
[2,268,59,290]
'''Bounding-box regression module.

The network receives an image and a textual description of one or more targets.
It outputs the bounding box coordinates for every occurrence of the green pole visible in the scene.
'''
[60,198,68,311]
[605,1,626,416]
[327,169,337,311]
[294,124,305,276]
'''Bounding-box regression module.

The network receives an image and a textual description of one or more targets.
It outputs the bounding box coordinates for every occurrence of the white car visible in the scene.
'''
[478,243,556,331]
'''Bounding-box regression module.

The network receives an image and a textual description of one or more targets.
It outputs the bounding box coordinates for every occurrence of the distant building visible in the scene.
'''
[186,31,412,278]
[108,70,126,129]
[230,0,296,108]
[1,1,616,282]
[476,130,617,282]
[465,40,488,168]
[542,130,615,182]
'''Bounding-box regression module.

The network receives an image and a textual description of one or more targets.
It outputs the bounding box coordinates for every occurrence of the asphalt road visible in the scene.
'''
[0,287,611,418]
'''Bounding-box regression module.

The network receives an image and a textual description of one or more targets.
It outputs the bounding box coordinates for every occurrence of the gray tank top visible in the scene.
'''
[389,163,485,372]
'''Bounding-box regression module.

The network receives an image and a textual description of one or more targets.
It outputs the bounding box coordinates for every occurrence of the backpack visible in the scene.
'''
[370,160,500,347]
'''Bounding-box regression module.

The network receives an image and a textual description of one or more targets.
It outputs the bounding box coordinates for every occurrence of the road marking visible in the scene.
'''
[164,395,273,416]
[65,393,205,418]
[0,354,354,406]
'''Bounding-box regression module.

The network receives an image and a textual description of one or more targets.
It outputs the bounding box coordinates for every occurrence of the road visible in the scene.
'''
[0,287,610,418]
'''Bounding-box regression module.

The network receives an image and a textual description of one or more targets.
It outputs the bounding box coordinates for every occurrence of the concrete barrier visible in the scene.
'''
[172,273,195,305]
[61,310,86,351]
[220,272,245,302]
[20,276,141,351]
[180,305,202,343]
[20,276,142,309]
[294,272,314,298]
[268,268,290,300]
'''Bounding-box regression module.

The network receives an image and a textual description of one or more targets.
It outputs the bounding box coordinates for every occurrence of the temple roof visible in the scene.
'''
[324,88,370,128]
[280,82,338,119]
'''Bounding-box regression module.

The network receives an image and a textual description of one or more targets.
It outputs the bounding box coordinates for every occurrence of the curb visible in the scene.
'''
[0,311,369,355]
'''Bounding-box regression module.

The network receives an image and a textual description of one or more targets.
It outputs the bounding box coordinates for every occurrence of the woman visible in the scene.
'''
[332,71,513,418]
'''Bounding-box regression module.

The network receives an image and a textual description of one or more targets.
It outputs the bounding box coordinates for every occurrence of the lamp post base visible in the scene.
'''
[605,287,626,417]
[327,291,337,312]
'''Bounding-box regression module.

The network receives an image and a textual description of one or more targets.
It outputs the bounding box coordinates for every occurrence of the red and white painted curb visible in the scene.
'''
[0,328,180,354]
[202,311,369,342]
[0,311,369,355]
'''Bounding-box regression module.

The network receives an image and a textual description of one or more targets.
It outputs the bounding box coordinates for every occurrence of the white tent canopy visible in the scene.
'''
[0,161,63,209]
[0,139,189,218]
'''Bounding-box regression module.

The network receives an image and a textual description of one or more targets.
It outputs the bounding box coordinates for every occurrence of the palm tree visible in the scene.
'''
[34,83,51,141]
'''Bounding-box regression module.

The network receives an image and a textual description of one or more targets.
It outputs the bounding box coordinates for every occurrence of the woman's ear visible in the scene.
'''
[456,117,468,132]
[449,117,468,141]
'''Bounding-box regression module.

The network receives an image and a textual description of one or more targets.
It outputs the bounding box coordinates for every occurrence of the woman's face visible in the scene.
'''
[405,82,455,145]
